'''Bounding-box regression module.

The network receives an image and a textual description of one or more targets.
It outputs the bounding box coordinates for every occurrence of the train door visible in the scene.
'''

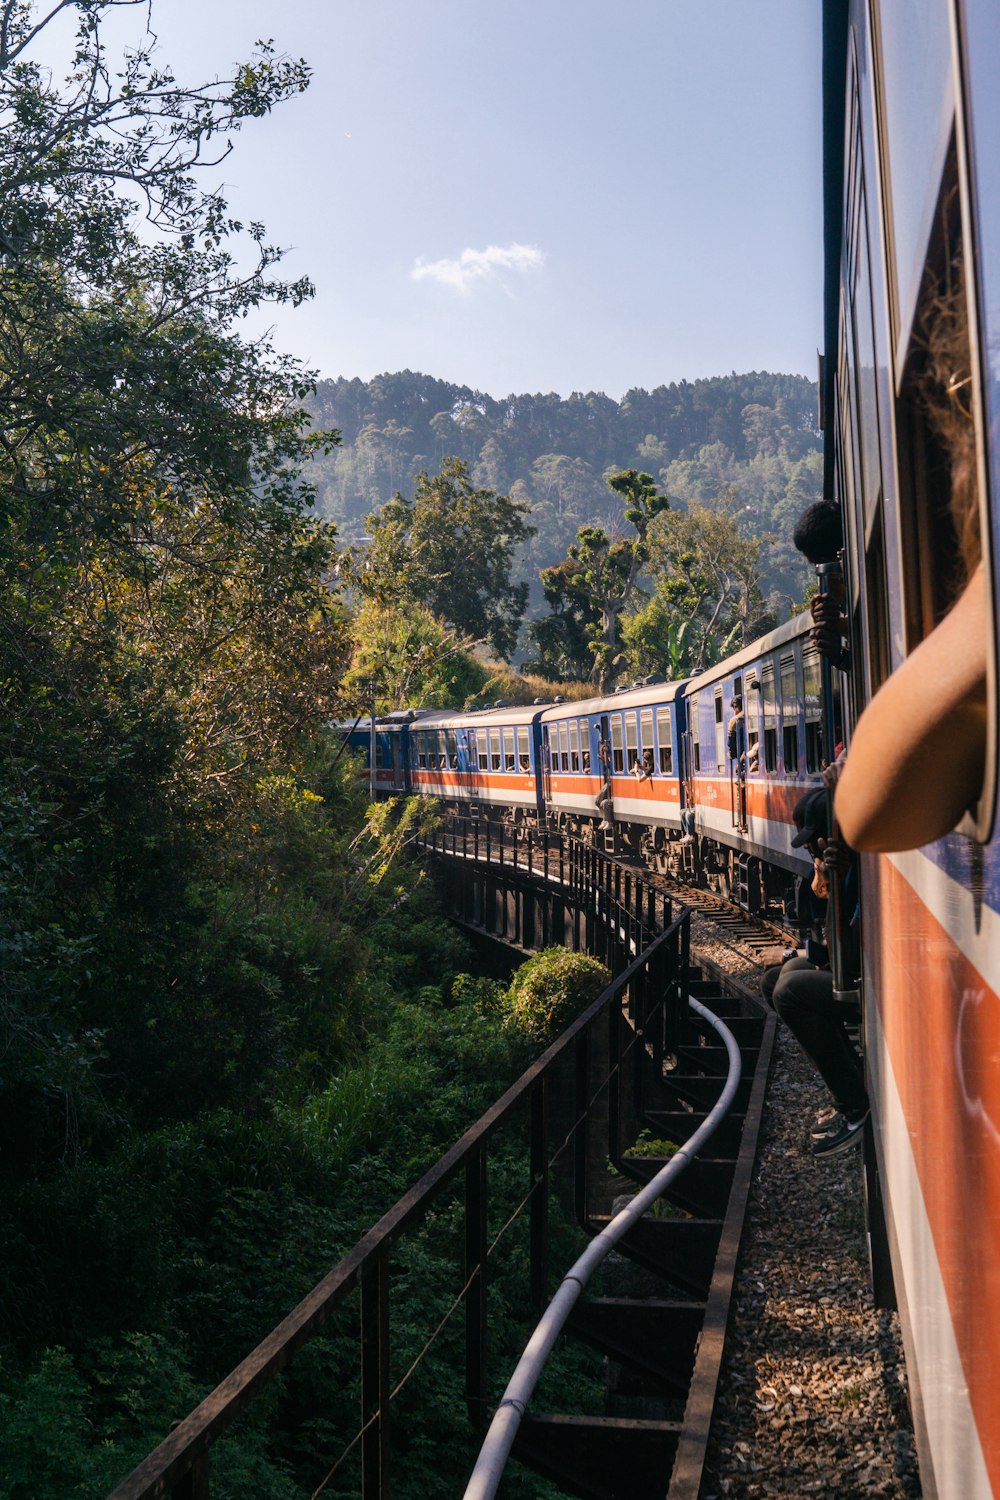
[540,724,553,805]
[729,675,748,832]
[598,714,614,826]
[466,729,480,811]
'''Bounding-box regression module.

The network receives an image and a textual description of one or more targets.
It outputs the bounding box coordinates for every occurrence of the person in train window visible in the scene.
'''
[835,259,987,852]
[633,747,654,781]
[519,755,530,772]
[761,789,868,1158]
[727,698,745,762]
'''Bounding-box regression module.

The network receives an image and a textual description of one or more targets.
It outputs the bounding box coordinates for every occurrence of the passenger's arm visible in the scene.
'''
[834,564,988,851]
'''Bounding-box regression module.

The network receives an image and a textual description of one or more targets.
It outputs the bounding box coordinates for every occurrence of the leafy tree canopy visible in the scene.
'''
[346,458,533,660]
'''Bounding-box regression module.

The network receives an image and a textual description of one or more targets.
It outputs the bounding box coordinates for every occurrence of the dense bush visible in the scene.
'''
[501,948,612,1043]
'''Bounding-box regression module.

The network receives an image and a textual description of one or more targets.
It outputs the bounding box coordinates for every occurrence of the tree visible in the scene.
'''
[522,555,600,682]
[630,496,773,674]
[348,458,533,660]
[344,600,489,711]
[535,468,669,691]
[0,1,347,1153]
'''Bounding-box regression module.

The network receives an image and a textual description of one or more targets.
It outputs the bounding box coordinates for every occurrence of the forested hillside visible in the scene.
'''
[306,369,823,621]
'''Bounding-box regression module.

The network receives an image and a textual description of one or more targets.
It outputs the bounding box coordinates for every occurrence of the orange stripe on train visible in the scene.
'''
[870,858,1000,1492]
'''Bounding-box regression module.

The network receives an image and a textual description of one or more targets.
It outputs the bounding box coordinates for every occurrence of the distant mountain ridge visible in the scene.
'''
[305,369,822,611]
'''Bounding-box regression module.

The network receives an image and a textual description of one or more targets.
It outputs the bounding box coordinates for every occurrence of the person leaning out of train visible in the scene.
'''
[762,788,868,1159]
[834,562,987,851]
[836,270,988,852]
[727,698,745,759]
[633,747,654,781]
[793,500,851,671]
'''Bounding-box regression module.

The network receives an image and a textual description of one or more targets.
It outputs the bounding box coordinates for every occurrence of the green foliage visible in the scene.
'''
[306,372,821,638]
[344,598,490,711]
[346,458,534,660]
[501,949,611,1044]
[622,1130,680,1159]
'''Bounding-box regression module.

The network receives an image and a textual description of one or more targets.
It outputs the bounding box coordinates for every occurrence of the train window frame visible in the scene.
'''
[517,727,530,772]
[578,719,592,773]
[713,689,725,770]
[761,665,778,773]
[803,650,824,774]
[656,708,672,774]
[569,721,581,772]
[780,654,800,773]
[611,716,624,774]
[625,712,639,772]
[478,733,489,772]
[689,696,701,774]
[640,709,654,771]
[744,671,761,774]
[447,731,458,769]
[500,727,513,771]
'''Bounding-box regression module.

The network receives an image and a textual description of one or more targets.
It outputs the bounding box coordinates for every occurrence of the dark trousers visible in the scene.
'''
[761,957,868,1119]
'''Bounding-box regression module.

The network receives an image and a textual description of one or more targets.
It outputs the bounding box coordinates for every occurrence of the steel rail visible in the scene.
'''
[462,994,743,1500]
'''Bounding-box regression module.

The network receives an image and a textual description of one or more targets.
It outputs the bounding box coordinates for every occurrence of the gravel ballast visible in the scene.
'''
[691,925,922,1500]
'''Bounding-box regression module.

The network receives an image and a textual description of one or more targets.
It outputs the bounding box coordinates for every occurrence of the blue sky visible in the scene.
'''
[42,1,825,399]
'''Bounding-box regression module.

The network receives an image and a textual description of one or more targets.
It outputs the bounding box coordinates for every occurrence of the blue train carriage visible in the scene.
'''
[823,2,1000,1494]
[681,612,836,903]
[409,704,546,828]
[332,708,429,796]
[540,682,688,859]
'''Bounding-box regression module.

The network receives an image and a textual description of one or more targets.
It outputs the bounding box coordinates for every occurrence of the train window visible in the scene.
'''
[374,739,385,769]
[780,655,799,772]
[640,709,654,768]
[656,708,672,774]
[517,727,530,772]
[417,733,427,770]
[553,723,564,771]
[803,652,823,774]
[489,729,502,771]
[446,731,458,769]
[690,697,701,773]
[569,721,580,772]
[875,0,953,354]
[762,665,777,773]
[478,732,489,772]
[579,720,592,773]
[625,713,639,771]
[745,673,760,774]
[714,690,725,770]
[502,727,515,771]
[611,716,624,773]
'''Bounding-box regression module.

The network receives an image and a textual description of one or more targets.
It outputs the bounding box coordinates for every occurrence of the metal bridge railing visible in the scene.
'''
[463,994,743,1500]
[107,824,691,1500]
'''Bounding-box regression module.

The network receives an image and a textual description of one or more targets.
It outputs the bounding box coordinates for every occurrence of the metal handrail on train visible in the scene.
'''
[463,995,743,1500]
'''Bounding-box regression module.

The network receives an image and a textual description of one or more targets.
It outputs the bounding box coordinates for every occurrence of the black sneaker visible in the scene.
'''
[810,1110,868,1159]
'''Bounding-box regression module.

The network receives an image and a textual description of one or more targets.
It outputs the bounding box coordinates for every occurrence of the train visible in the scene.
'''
[343,3,1000,1495]
[341,605,830,914]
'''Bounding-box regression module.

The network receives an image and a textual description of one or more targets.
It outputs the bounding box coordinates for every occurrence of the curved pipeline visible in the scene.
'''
[463,994,743,1500]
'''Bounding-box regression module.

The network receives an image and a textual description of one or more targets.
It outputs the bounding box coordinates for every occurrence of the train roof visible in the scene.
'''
[414,703,548,730]
[683,610,813,693]
[541,678,688,721]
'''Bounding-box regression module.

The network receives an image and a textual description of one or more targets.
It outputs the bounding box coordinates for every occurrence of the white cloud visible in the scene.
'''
[410,241,545,295]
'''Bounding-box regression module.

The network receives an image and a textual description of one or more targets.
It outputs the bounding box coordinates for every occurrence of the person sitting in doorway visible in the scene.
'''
[761,788,868,1158]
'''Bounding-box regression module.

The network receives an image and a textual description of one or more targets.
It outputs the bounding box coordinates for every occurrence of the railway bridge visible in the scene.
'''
[109,819,775,1500]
